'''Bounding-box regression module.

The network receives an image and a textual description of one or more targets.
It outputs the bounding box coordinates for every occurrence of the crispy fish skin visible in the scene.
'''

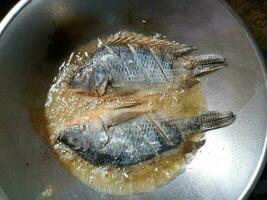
[58,111,235,166]
[69,35,226,96]
[70,45,177,95]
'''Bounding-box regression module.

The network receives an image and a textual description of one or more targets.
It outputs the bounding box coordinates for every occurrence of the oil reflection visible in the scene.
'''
[187,129,234,185]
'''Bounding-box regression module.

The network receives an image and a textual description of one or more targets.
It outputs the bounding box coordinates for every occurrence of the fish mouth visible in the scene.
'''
[68,76,81,87]
[68,87,101,97]
[70,84,109,97]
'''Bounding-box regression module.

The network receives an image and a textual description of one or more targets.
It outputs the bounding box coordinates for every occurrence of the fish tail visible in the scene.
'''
[181,54,226,76]
[173,46,197,56]
[174,77,199,91]
[194,54,226,66]
[196,111,236,132]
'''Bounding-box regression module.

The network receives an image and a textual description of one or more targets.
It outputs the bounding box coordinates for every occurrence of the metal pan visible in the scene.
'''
[0,0,266,199]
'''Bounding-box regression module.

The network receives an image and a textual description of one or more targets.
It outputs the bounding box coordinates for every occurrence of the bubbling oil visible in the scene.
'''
[45,34,206,195]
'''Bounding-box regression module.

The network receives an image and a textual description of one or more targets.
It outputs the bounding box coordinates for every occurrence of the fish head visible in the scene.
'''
[58,125,89,151]
[58,123,109,151]
[70,65,111,96]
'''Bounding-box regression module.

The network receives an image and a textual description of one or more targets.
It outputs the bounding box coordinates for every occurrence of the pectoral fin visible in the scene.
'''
[99,105,150,127]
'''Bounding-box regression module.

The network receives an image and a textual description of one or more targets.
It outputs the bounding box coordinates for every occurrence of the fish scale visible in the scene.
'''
[70,34,227,96]
[59,110,235,166]
[100,116,178,166]
[88,45,176,86]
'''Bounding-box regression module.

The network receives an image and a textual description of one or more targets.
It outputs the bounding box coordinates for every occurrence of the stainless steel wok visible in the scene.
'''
[0,0,266,199]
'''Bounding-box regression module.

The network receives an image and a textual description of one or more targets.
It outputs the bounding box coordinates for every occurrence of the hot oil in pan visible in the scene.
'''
[44,39,206,195]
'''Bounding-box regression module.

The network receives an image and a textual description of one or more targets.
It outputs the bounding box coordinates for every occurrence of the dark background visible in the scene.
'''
[0,0,267,199]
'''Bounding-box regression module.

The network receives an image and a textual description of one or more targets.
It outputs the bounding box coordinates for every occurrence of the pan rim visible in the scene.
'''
[216,1,267,199]
[0,0,31,36]
[0,2,32,199]
[0,0,266,199]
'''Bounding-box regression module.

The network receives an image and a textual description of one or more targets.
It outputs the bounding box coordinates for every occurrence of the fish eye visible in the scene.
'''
[74,71,86,82]
[71,137,79,145]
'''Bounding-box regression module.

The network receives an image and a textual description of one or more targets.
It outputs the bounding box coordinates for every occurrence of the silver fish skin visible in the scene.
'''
[69,45,226,96]
[58,111,235,166]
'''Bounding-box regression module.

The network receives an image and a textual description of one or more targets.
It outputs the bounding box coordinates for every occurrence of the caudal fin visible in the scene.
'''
[181,54,227,76]
[197,111,236,132]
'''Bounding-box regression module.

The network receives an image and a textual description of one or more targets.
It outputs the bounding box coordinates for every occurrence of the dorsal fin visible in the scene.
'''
[99,31,196,55]
[106,35,182,48]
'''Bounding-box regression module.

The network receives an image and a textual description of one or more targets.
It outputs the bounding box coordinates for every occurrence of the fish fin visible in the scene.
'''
[159,77,199,93]
[197,111,236,132]
[173,46,197,56]
[68,103,148,129]
[100,105,151,127]
[174,77,200,91]
[104,32,193,54]
[107,85,140,96]
[103,78,199,103]
[144,114,174,146]
[194,139,206,149]
[80,85,139,101]
[110,100,143,110]
[192,63,225,76]
[180,54,227,76]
